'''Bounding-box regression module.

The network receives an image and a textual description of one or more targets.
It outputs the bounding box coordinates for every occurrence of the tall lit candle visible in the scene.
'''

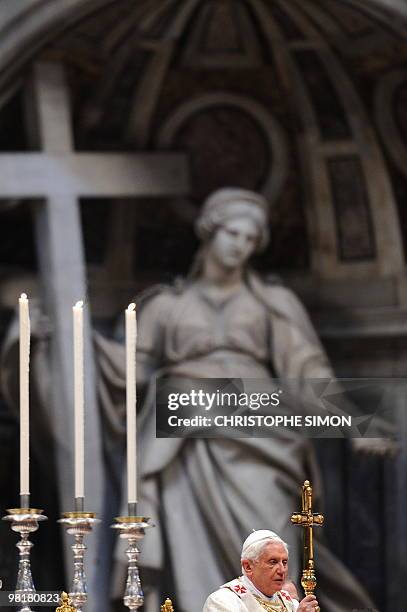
[73,300,84,501]
[126,303,137,505]
[19,293,30,499]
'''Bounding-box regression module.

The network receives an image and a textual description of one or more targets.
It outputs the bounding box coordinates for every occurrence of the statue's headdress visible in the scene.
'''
[195,187,269,252]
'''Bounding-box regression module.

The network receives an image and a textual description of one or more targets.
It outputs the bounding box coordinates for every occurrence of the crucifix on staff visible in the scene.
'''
[291,480,324,611]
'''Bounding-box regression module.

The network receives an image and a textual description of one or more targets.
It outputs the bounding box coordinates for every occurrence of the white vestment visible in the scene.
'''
[203,577,299,612]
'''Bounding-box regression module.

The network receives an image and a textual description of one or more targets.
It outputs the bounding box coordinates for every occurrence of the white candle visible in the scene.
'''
[19,293,30,497]
[126,303,137,504]
[73,300,84,500]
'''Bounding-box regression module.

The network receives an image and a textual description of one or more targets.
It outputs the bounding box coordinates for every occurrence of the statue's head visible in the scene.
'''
[196,187,269,250]
[194,188,269,271]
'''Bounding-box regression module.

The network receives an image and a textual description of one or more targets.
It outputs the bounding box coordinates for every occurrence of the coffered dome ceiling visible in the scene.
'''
[2,0,407,285]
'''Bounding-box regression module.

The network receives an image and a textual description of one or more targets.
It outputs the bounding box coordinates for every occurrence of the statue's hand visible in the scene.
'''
[351,437,398,456]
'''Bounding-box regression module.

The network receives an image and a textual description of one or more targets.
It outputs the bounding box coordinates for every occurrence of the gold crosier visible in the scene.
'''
[291,480,324,611]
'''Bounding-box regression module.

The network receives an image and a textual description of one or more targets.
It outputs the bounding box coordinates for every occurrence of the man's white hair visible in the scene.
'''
[241,529,289,563]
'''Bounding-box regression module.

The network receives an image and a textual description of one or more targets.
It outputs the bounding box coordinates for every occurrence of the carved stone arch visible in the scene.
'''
[125,0,202,147]
[375,69,407,180]
[0,1,112,87]
[179,0,263,69]
[156,92,288,207]
[248,0,405,283]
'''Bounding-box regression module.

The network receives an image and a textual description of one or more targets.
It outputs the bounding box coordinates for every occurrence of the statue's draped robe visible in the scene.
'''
[97,274,374,612]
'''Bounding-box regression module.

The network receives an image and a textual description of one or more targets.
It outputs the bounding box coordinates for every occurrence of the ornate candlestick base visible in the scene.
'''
[58,512,100,612]
[111,516,154,612]
[2,508,48,612]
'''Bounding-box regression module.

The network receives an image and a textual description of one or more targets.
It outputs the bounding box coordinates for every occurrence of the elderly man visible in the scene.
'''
[203,530,319,612]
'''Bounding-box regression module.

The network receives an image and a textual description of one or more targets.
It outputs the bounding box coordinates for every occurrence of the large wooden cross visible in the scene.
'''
[0,61,188,612]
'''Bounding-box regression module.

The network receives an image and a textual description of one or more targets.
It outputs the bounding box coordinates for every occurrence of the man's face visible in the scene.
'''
[242,542,289,597]
[208,216,259,270]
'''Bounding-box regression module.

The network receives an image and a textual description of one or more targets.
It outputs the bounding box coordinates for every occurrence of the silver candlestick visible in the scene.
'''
[111,516,153,612]
[2,508,47,612]
[58,512,100,612]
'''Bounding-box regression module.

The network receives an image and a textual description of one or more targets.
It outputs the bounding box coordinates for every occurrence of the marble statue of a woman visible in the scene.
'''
[1,187,377,612]
[117,188,375,612]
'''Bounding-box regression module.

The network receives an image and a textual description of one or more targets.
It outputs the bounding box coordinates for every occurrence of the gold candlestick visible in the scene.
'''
[291,480,324,609]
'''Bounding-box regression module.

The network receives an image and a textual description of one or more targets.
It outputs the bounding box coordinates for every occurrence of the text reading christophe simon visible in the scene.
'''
[166,388,350,428]
[167,412,351,428]
[156,383,354,438]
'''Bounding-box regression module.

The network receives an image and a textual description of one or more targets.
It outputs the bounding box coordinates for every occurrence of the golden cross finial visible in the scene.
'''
[55,592,76,612]
[291,480,324,606]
